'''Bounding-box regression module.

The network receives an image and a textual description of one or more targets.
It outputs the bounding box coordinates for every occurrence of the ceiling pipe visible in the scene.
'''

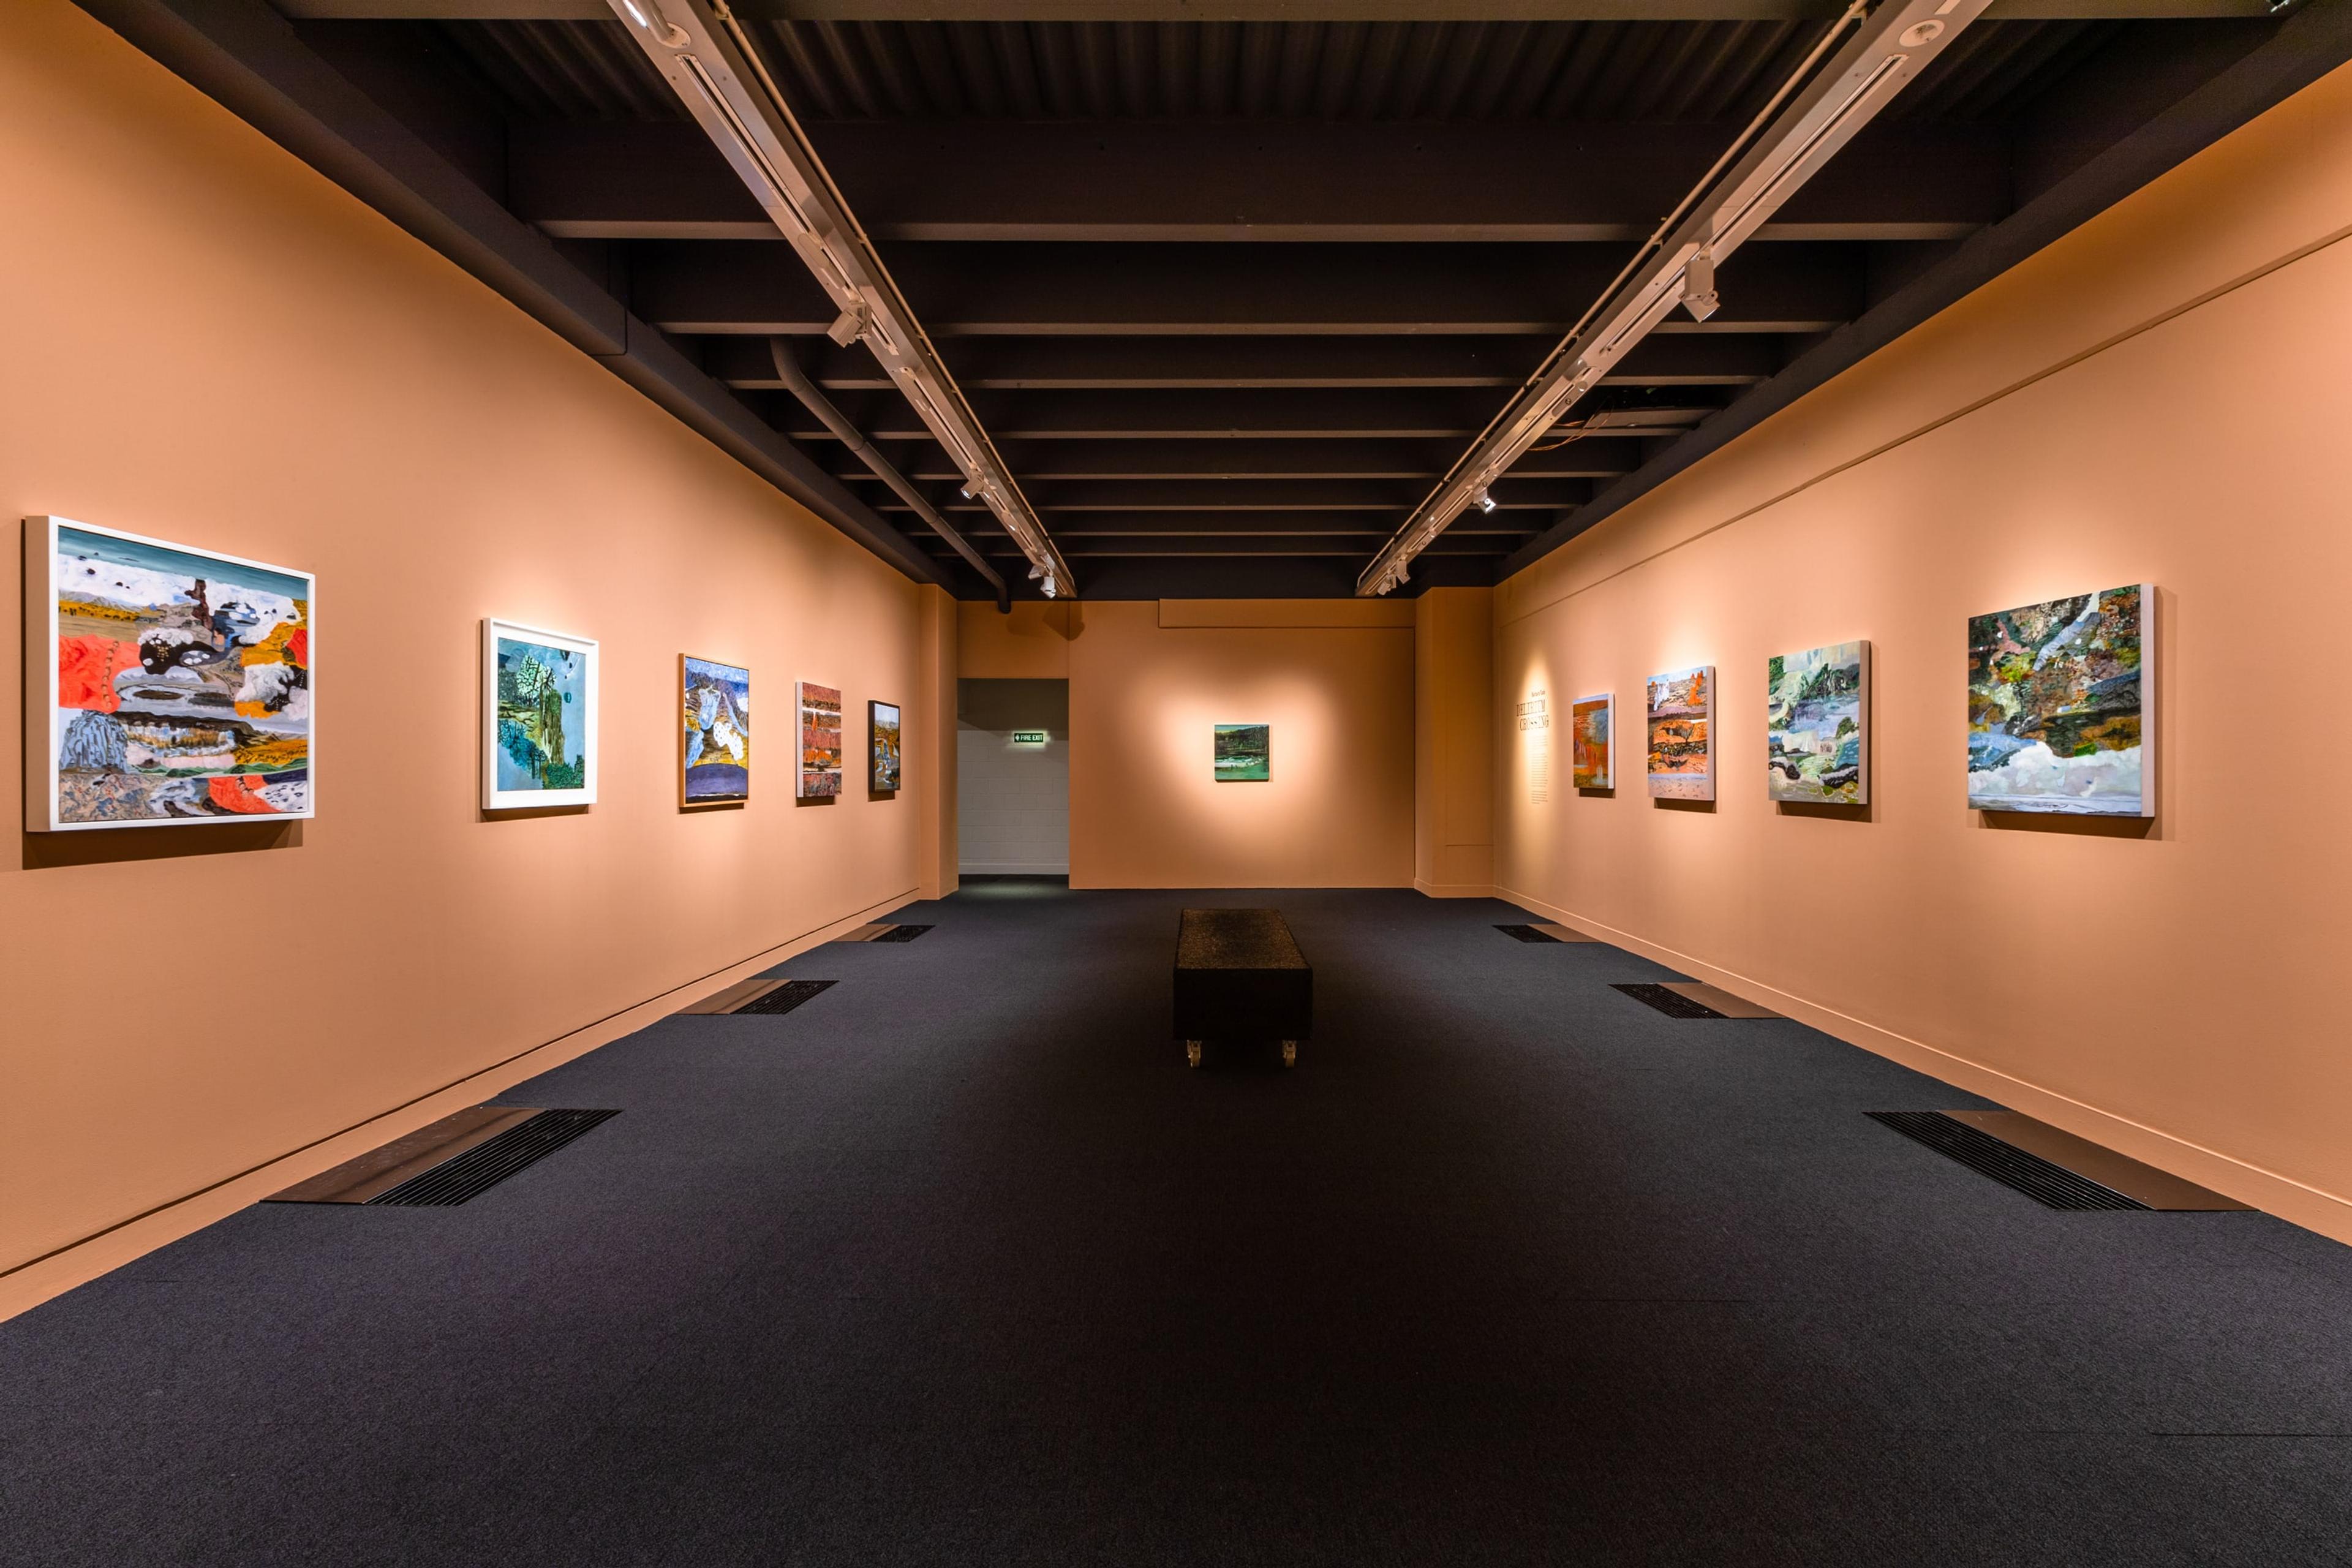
[769,339,1010,611]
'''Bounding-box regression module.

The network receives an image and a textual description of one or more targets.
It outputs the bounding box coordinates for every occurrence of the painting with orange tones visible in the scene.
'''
[798,680,843,797]
[1646,665,1714,801]
[1570,694,1613,790]
[26,516,314,831]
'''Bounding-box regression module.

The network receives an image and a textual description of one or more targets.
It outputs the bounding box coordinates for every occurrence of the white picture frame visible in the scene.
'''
[25,514,317,832]
[483,617,598,810]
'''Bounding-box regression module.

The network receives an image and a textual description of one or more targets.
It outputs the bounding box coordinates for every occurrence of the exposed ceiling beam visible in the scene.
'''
[272,2,2286,20]
[603,0,1074,594]
[778,387,1703,442]
[635,239,1862,336]
[704,334,1778,391]
[858,478,1593,511]
[514,120,2008,245]
[71,0,957,592]
[835,437,1641,481]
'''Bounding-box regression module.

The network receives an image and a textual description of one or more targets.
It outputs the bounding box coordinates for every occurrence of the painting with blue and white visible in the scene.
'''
[682,655,751,805]
[1766,641,1869,805]
[483,619,596,809]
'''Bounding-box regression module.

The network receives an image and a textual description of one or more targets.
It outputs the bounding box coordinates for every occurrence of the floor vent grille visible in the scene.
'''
[1496,924,1559,943]
[1613,982,1725,1019]
[870,924,932,944]
[364,1109,620,1207]
[732,979,836,1016]
[1867,1111,2150,1210]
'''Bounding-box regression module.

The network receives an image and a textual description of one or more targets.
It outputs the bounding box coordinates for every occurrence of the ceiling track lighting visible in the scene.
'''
[1357,0,1988,597]
[609,0,1073,600]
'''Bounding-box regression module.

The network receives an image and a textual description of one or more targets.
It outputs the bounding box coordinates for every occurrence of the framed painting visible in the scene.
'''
[1646,666,1714,801]
[797,680,843,798]
[682,655,751,807]
[1569,693,1613,790]
[869,700,901,793]
[483,618,597,810]
[25,514,314,831]
[1967,584,2151,816]
[1766,641,1869,805]
[1215,723,1270,782]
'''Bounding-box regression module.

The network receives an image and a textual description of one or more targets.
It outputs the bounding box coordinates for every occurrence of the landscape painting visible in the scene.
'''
[1215,723,1270,782]
[869,700,901,793]
[484,619,596,810]
[1766,641,1869,805]
[1646,666,1714,801]
[798,680,843,798]
[1967,584,2151,816]
[29,515,314,830]
[682,655,751,806]
[1570,694,1613,790]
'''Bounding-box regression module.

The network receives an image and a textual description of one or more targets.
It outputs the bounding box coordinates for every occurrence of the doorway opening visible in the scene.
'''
[957,679,1069,877]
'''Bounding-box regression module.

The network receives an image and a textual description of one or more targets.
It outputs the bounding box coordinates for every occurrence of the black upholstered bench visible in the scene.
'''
[1173,908,1313,1069]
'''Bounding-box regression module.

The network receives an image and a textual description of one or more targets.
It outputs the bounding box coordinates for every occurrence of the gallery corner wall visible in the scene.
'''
[0,0,949,1318]
[959,600,1417,888]
[1491,57,2352,1243]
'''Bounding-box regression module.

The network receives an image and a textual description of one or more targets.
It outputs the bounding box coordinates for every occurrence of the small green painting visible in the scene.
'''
[1215,723,1270,782]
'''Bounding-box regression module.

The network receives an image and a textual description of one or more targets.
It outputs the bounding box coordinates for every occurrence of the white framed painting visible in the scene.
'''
[24,514,315,831]
[483,618,597,810]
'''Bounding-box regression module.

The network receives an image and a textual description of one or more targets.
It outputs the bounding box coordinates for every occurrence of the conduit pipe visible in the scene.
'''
[771,339,1010,611]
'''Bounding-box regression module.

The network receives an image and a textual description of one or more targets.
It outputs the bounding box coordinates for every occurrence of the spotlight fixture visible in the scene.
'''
[1027,564,1043,580]
[1477,490,1498,514]
[1358,0,1985,596]
[1042,576,1057,600]
[608,0,1072,598]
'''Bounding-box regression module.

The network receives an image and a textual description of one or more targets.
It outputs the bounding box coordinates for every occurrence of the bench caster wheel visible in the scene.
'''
[1185,1040,1203,1068]
[1281,1040,1297,1068]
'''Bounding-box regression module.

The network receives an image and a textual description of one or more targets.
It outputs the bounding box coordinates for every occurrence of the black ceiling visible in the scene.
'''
[90,0,2351,598]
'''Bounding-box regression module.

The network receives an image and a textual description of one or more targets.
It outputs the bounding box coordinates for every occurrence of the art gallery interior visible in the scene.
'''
[9,0,2352,1559]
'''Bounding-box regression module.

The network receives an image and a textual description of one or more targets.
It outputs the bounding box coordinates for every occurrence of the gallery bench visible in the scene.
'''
[1173,908,1313,1068]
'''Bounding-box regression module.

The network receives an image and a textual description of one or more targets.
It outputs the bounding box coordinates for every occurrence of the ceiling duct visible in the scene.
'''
[608,0,1074,598]
[1359,0,1991,597]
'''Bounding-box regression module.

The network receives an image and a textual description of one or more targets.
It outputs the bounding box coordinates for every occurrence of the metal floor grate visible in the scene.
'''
[1613,982,1724,1019]
[870,924,932,944]
[732,978,836,1016]
[1496,924,1559,943]
[1867,1111,2150,1210]
[365,1109,620,1207]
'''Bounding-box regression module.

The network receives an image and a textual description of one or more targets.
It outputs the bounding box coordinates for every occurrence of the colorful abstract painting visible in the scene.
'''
[29,516,314,830]
[1646,666,1714,801]
[1215,723,1270,782]
[1967,584,2151,816]
[483,619,596,810]
[682,655,751,806]
[1570,694,1613,790]
[869,700,902,793]
[1766,641,1869,804]
[798,680,843,798]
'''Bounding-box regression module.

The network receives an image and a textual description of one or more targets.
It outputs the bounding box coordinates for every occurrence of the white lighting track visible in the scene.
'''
[1357,0,1990,597]
[608,0,1074,598]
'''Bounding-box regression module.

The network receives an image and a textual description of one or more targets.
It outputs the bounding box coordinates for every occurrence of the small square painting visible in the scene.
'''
[1967,584,2150,815]
[1215,723,1270,782]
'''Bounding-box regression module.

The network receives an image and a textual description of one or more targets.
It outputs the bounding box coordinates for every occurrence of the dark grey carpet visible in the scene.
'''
[6,884,2351,1566]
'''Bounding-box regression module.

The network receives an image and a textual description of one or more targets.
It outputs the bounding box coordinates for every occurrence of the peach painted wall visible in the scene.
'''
[959,599,1416,887]
[1414,587,1494,897]
[1492,59,2352,1240]
[0,0,939,1313]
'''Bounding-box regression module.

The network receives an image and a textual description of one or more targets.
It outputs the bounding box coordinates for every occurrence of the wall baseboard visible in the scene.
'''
[1495,884,2352,1249]
[0,890,916,1324]
[1414,878,1496,899]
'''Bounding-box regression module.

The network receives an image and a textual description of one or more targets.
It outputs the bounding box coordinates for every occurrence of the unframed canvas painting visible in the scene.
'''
[1646,666,1713,800]
[485,619,595,809]
[870,700,901,793]
[1766,641,1869,805]
[798,680,843,798]
[1215,723,1270,782]
[682,655,751,805]
[1967,584,2150,816]
[1570,694,1613,790]
[29,516,314,829]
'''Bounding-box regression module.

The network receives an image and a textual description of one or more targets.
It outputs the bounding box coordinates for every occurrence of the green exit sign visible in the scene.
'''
[1011,730,1050,746]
